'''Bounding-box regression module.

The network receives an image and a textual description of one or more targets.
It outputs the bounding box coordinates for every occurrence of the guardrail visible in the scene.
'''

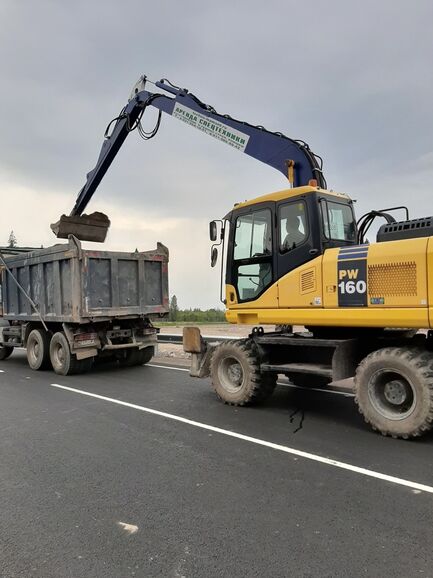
[157,333,238,344]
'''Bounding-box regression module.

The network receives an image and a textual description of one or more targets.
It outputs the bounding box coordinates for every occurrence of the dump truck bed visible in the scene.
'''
[0,238,169,323]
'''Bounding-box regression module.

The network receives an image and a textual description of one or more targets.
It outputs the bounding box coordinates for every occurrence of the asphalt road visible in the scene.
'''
[1,351,433,578]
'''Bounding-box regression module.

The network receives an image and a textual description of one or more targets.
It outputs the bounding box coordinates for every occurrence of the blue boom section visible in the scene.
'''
[71,77,325,216]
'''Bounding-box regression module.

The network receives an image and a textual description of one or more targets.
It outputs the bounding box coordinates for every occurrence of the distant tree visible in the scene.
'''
[160,297,226,324]
[169,295,179,322]
[7,231,17,248]
[171,306,226,323]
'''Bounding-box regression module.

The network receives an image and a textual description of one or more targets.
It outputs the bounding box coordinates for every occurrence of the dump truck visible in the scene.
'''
[0,237,169,375]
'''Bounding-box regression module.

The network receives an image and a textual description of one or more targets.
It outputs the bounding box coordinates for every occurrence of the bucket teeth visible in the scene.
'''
[51,212,110,243]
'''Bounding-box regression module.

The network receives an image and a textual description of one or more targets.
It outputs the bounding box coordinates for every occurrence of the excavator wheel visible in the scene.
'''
[354,347,433,439]
[210,340,276,405]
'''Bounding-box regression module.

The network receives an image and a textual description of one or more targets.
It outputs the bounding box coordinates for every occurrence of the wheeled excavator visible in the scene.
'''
[51,75,433,439]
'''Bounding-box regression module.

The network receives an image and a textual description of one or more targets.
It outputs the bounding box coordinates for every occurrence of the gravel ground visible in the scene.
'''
[156,324,273,360]
[158,323,266,337]
[156,324,301,360]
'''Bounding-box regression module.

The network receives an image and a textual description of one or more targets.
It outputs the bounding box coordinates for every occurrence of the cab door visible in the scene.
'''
[226,204,275,304]
[277,195,323,308]
[276,197,316,278]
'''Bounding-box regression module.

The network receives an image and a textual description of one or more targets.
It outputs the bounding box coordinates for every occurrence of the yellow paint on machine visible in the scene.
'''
[427,237,433,327]
[226,237,433,328]
[225,283,278,309]
[232,186,350,210]
[278,256,323,308]
[226,307,429,328]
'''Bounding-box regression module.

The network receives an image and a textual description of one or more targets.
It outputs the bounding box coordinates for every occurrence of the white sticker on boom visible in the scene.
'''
[172,104,250,151]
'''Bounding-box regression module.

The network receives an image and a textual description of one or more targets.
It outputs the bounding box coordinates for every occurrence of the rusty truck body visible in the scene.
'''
[0,237,169,375]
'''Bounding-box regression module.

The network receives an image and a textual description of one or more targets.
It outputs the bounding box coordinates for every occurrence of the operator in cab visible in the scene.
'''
[280,203,307,252]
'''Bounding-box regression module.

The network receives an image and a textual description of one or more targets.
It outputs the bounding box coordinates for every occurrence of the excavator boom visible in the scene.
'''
[53,75,326,241]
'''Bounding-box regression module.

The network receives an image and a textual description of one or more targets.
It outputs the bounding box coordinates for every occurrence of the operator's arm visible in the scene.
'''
[71,76,326,217]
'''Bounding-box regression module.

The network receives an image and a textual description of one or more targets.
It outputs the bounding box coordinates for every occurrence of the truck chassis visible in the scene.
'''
[0,317,158,375]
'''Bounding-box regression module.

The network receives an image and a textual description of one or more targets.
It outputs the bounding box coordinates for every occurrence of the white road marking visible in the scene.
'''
[0,370,4,373]
[148,364,354,397]
[51,382,433,494]
[117,522,138,535]
[148,364,189,372]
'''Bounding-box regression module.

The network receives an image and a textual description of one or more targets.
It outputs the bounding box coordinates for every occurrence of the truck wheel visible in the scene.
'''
[26,329,50,370]
[0,320,13,360]
[50,332,81,376]
[75,357,93,374]
[354,347,433,439]
[121,346,154,367]
[210,340,276,405]
[0,345,13,360]
[139,346,154,365]
[120,348,140,367]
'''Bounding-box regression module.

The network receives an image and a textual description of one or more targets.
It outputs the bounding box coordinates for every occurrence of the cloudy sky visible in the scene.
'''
[1,0,432,308]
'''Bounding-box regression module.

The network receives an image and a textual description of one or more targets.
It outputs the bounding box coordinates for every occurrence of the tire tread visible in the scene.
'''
[210,339,276,406]
[354,347,433,439]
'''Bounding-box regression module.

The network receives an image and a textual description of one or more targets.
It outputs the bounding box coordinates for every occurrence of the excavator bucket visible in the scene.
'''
[50,212,111,243]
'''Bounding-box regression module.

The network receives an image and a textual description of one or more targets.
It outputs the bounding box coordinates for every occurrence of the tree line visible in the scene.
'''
[168,295,226,323]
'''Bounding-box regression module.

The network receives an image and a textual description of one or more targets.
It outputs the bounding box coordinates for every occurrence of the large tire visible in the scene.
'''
[121,346,154,367]
[0,319,13,360]
[210,340,276,405]
[50,332,82,376]
[354,347,433,439]
[0,345,13,360]
[26,328,51,370]
[139,346,154,365]
[76,357,93,374]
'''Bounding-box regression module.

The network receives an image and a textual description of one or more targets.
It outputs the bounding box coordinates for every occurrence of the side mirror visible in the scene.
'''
[211,247,218,267]
[209,221,217,242]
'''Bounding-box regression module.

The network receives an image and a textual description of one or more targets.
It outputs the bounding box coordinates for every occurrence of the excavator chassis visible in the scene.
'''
[183,326,433,440]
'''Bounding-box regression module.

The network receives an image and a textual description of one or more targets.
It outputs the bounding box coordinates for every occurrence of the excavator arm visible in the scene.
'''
[53,75,326,241]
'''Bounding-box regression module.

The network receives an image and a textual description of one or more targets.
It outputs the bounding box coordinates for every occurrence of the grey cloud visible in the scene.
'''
[1,0,432,221]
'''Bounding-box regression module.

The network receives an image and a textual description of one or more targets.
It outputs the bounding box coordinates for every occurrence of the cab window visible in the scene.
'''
[234,210,272,259]
[321,200,356,242]
[279,201,308,253]
[233,209,272,302]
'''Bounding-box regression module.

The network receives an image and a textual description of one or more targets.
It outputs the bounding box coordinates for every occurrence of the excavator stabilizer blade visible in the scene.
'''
[51,212,111,243]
